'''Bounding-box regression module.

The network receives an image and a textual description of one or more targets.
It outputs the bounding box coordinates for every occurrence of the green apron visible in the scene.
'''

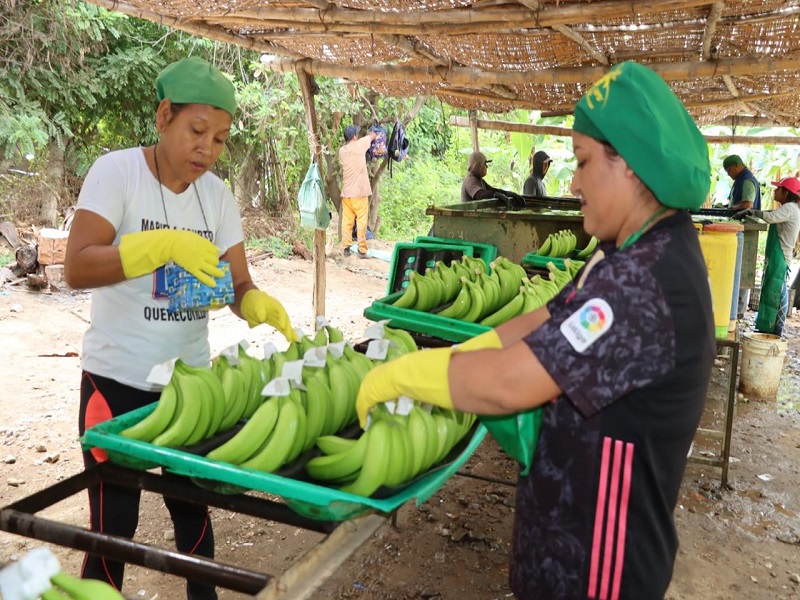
[755,225,788,333]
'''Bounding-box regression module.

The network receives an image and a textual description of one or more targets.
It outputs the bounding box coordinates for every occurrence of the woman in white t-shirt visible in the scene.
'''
[64,57,296,600]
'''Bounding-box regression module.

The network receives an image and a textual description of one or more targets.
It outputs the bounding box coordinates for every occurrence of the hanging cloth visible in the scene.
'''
[755,224,788,333]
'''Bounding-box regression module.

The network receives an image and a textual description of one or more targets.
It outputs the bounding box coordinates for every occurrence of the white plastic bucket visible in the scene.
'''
[739,333,788,397]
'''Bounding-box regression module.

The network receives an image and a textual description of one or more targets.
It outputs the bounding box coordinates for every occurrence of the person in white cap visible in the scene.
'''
[736,176,800,335]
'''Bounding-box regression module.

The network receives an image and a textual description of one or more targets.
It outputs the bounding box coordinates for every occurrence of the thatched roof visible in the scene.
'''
[86,0,800,127]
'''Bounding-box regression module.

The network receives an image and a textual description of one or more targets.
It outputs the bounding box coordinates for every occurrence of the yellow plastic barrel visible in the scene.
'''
[698,223,742,338]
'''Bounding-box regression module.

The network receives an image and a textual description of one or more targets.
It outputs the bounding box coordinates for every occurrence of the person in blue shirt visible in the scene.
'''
[723,154,761,211]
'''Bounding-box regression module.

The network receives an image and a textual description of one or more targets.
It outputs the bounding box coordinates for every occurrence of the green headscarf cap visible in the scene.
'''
[573,61,710,210]
[156,57,237,118]
[722,154,744,168]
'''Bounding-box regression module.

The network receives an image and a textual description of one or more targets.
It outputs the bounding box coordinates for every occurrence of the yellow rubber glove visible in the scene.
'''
[356,347,453,427]
[118,229,223,287]
[240,289,298,342]
[454,329,502,352]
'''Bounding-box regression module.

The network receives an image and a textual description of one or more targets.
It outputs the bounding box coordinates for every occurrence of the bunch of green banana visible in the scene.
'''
[43,572,123,600]
[535,230,579,258]
[382,324,418,354]
[392,255,490,313]
[120,359,227,448]
[305,404,477,498]
[576,235,599,259]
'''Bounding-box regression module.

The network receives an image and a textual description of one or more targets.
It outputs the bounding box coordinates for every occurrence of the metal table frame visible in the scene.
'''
[687,336,740,487]
[0,462,387,599]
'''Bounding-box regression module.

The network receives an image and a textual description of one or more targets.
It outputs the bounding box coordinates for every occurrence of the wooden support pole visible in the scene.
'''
[469,110,479,151]
[296,65,327,323]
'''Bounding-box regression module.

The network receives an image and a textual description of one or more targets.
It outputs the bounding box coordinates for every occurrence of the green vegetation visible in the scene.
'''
[0,0,798,249]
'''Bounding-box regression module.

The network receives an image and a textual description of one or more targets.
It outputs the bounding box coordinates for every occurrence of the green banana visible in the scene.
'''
[42,588,72,600]
[479,288,526,327]
[306,432,369,481]
[217,365,248,432]
[535,235,552,256]
[415,405,441,471]
[316,434,358,455]
[151,375,201,447]
[206,396,280,464]
[460,278,486,323]
[392,276,418,309]
[325,324,345,343]
[339,420,393,497]
[238,351,266,419]
[50,572,124,600]
[435,277,472,320]
[327,361,353,434]
[240,397,300,473]
[180,374,213,447]
[407,406,430,478]
[477,270,502,315]
[120,380,178,442]
[383,325,417,354]
[342,344,373,380]
[492,261,517,306]
[436,261,461,303]
[177,360,226,438]
[382,418,407,487]
[285,389,308,462]
[302,374,330,451]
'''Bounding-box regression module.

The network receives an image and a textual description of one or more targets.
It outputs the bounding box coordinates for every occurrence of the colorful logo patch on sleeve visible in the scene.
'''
[560,298,614,352]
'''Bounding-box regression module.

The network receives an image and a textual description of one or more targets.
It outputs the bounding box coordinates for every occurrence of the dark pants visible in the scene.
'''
[79,372,217,600]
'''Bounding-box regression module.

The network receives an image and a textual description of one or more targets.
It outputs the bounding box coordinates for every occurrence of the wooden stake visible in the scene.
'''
[296,64,327,322]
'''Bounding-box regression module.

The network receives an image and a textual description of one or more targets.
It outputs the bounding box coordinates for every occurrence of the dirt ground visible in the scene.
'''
[2,243,800,600]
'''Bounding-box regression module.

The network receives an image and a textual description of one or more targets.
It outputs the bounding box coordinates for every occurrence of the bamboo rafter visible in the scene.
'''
[81,0,800,126]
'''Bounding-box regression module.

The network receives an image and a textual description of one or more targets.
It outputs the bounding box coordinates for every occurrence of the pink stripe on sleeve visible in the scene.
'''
[599,440,624,600]
[610,443,635,600]
[588,437,613,598]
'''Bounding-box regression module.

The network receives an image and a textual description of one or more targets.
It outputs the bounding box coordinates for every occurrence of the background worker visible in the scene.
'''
[339,125,376,259]
[461,150,525,209]
[522,150,553,197]
[735,177,800,336]
[357,61,714,599]
[724,154,761,211]
[724,154,762,316]
[64,57,296,599]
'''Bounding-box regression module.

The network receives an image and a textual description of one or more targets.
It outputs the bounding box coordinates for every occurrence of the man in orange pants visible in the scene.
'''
[339,125,376,258]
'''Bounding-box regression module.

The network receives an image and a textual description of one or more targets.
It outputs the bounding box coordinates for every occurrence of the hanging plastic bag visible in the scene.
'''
[479,407,543,476]
[298,161,331,230]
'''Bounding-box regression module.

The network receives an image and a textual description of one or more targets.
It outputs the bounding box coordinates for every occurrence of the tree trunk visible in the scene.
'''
[232,145,262,210]
[40,141,64,227]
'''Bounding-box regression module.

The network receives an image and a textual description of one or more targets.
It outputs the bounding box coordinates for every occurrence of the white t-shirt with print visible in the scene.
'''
[76,147,243,391]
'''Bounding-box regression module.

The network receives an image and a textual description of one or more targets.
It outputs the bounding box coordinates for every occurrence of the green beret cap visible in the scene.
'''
[573,61,710,210]
[722,154,744,168]
[156,57,237,118]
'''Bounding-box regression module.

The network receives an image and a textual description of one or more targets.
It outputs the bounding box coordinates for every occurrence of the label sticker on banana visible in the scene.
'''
[281,359,304,384]
[262,376,293,397]
[365,338,390,360]
[327,341,346,358]
[219,342,241,366]
[364,320,389,340]
[387,395,415,416]
[144,356,179,386]
[263,341,279,359]
[303,345,328,366]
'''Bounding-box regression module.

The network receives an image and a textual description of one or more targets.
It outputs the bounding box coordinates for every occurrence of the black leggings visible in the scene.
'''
[79,372,217,600]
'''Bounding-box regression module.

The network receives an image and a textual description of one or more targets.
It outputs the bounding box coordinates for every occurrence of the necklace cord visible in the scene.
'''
[153,144,209,232]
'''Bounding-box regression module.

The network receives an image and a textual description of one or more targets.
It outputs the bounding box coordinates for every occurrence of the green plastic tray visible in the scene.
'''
[521,253,567,270]
[387,242,474,295]
[81,404,487,521]
[414,236,498,268]
[363,290,491,343]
